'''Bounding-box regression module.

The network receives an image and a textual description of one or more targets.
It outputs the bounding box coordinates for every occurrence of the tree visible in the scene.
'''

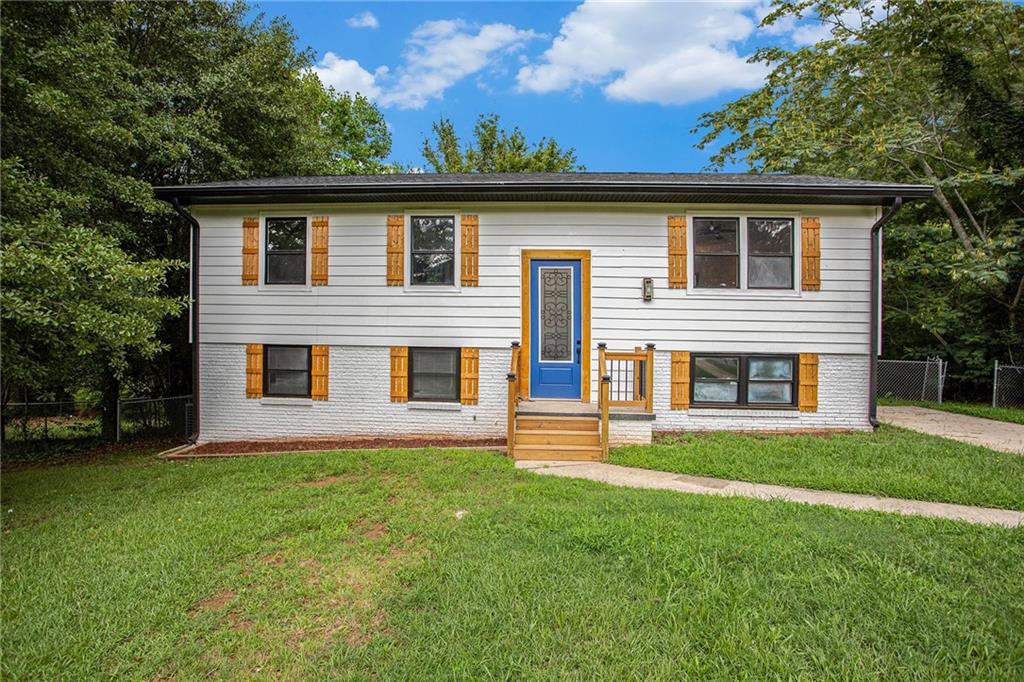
[696,0,1024,396]
[422,114,583,173]
[316,90,395,174]
[1,1,394,437]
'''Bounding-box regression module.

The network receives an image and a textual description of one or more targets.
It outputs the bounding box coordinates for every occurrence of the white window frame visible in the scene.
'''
[685,212,802,298]
[403,210,462,293]
[258,212,313,292]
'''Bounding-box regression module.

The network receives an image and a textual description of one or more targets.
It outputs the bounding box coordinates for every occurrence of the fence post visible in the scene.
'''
[992,360,999,408]
[938,359,945,404]
[116,399,122,443]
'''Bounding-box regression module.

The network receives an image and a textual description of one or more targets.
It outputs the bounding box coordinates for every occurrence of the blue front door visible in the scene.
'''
[530,259,582,399]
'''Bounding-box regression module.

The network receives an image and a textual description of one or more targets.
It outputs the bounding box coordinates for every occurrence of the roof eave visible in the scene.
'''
[155,181,934,205]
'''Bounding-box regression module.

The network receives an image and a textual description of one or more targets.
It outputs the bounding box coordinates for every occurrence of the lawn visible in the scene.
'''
[611,426,1024,511]
[878,398,1024,425]
[3,446,1023,680]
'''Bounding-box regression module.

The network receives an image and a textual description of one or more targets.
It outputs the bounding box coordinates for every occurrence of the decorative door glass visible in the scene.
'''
[539,267,573,362]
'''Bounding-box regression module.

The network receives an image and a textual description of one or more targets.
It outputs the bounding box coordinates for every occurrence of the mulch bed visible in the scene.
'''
[188,435,505,457]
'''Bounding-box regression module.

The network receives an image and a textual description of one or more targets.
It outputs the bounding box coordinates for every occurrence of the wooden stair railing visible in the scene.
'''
[597,343,655,414]
[506,341,521,457]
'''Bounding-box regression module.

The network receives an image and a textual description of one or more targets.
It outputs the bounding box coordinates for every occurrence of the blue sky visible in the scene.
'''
[250,1,831,172]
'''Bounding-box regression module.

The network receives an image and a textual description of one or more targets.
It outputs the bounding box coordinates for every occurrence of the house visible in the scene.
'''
[155,173,931,459]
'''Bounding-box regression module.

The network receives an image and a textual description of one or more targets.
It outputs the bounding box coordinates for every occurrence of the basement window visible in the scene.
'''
[691,354,797,407]
[263,345,311,398]
[409,348,460,402]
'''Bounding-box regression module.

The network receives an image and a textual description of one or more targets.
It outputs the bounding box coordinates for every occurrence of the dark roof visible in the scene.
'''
[154,172,933,206]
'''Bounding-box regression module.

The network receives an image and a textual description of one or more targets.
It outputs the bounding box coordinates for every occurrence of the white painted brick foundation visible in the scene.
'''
[652,351,871,432]
[199,344,870,442]
[199,344,507,442]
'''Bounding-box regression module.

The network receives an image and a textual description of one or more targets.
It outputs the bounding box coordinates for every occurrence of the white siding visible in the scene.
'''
[194,203,877,355]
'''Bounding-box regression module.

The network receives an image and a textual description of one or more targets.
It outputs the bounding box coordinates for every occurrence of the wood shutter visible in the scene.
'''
[311,216,329,286]
[668,216,687,289]
[390,346,408,402]
[460,347,479,404]
[801,217,821,291]
[311,345,329,400]
[671,351,690,409]
[461,214,479,286]
[242,217,259,285]
[386,215,404,286]
[246,344,263,398]
[799,353,819,412]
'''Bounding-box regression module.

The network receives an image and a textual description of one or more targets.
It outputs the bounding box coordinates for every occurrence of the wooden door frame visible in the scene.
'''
[520,249,591,402]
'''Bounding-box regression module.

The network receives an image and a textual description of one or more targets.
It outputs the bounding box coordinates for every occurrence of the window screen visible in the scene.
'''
[409,348,460,401]
[263,345,311,397]
[265,217,307,285]
[693,218,739,288]
[411,216,455,285]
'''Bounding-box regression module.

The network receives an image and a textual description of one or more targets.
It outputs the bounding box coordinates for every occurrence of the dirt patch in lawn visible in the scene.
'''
[295,474,361,488]
[194,589,235,612]
[189,435,504,456]
[348,519,388,542]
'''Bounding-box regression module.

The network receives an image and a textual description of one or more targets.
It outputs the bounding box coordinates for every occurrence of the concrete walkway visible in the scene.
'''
[877,406,1024,454]
[516,460,1024,528]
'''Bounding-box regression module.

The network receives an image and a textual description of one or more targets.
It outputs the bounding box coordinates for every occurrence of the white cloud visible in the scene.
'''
[379,20,540,109]
[311,52,386,98]
[346,11,379,30]
[516,0,768,105]
[311,19,539,109]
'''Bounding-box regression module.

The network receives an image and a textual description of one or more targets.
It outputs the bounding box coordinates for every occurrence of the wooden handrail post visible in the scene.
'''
[507,372,517,457]
[507,341,520,457]
[600,375,611,460]
[645,343,655,414]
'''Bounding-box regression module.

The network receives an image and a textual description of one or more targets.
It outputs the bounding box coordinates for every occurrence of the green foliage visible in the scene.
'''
[422,113,584,173]
[0,1,393,407]
[696,0,1024,395]
[315,89,395,174]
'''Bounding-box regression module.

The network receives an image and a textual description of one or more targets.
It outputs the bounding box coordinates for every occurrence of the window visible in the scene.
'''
[691,354,797,407]
[693,218,739,288]
[265,217,307,285]
[411,216,455,285]
[748,218,793,289]
[263,345,311,397]
[409,348,460,401]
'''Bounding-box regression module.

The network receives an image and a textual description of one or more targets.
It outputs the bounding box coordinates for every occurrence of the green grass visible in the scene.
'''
[611,426,1024,511]
[3,446,1023,679]
[879,398,1024,425]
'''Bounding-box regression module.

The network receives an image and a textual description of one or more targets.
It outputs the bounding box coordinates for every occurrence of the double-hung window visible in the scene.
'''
[691,354,797,407]
[692,216,795,290]
[265,217,307,285]
[263,345,311,398]
[409,348,460,402]
[411,216,455,285]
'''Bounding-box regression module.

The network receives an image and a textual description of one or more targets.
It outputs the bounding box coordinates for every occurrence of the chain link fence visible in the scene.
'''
[116,395,193,442]
[877,357,947,402]
[992,362,1024,408]
[2,399,103,444]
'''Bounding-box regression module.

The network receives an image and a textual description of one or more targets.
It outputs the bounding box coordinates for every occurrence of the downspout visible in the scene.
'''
[171,197,201,443]
[869,196,903,428]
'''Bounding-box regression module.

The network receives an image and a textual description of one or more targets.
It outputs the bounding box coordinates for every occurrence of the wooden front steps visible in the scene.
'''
[513,414,603,461]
